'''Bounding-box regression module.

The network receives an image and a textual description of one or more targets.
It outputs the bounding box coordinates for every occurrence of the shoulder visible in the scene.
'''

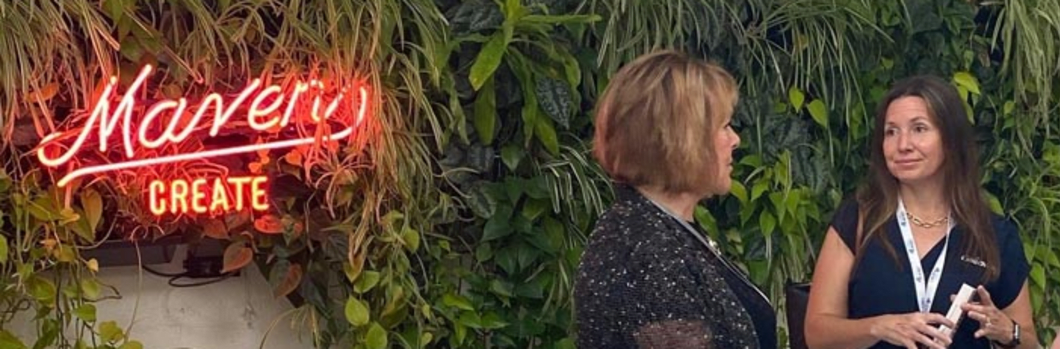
[988,213,1021,241]
[581,197,696,272]
[829,196,861,250]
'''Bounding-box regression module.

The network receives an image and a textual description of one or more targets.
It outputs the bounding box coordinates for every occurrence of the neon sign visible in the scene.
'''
[36,65,370,216]
[148,176,269,216]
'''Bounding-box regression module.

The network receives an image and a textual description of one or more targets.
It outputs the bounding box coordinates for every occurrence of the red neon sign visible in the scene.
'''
[36,65,369,188]
[149,176,269,216]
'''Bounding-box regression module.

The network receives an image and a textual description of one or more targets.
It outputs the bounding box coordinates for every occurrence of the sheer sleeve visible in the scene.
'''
[624,252,718,349]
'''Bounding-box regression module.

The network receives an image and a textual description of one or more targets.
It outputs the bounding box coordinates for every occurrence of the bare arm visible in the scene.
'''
[1004,283,1039,349]
[805,227,886,349]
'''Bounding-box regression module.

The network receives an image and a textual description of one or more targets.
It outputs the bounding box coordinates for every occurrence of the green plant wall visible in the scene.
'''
[0,0,1056,348]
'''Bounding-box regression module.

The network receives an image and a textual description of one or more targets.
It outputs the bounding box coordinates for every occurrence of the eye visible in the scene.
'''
[914,124,929,133]
[884,128,898,136]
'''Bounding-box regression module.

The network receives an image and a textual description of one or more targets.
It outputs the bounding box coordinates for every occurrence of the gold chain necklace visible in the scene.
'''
[905,211,949,228]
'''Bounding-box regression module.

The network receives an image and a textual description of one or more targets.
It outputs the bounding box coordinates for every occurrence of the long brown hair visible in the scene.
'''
[854,75,1000,281]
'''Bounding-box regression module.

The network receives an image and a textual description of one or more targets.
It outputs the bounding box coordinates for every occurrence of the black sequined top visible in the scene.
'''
[574,185,776,349]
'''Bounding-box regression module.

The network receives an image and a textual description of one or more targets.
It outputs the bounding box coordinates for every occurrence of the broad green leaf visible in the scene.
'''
[751,181,769,201]
[420,332,433,348]
[33,319,58,349]
[490,279,514,298]
[788,87,805,112]
[554,338,576,349]
[561,52,581,88]
[807,99,829,129]
[534,118,560,155]
[468,185,498,218]
[0,235,8,264]
[28,196,60,222]
[81,279,101,300]
[500,145,525,171]
[366,322,387,349]
[524,176,550,199]
[521,199,549,220]
[543,218,565,253]
[1029,264,1045,287]
[354,271,381,294]
[74,304,96,323]
[760,211,777,236]
[458,311,484,329]
[345,297,370,326]
[55,245,75,263]
[0,329,26,349]
[82,189,103,232]
[1003,101,1015,115]
[442,293,475,311]
[953,72,981,95]
[483,212,510,241]
[469,33,509,90]
[535,77,572,129]
[480,312,508,329]
[473,77,497,144]
[27,277,57,305]
[984,191,1004,215]
[453,323,467,346]
[118,341,143,349]
[104,0,124,21]
[401,228,420,252]
[729,181,748,203]
[475,243,494,262]
[98,321,124,343]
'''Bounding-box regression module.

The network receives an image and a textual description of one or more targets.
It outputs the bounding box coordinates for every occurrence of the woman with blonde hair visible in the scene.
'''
[574,50,774,349]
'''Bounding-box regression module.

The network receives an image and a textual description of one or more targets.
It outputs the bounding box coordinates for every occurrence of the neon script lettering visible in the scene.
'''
[36,65,369,187]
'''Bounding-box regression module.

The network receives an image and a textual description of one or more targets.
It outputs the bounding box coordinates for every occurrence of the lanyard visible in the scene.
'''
[645,199,771,306]
[896,198,954,313]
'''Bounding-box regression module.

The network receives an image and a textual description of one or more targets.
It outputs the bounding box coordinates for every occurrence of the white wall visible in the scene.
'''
[11,245,316,349]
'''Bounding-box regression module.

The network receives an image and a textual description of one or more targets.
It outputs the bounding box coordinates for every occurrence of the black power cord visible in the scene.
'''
[139,244,240,288]
[141,264,236,288]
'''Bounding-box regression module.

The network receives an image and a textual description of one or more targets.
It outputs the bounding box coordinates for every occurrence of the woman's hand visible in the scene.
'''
[870,312,955,349]
[962,286,1015,343]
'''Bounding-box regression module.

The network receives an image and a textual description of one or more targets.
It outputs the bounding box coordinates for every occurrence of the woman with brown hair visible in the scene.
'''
[805,75,1037,349]
[574,50,774,349]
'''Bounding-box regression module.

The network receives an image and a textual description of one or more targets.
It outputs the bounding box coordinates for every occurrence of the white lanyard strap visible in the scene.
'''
[896,198,954,313]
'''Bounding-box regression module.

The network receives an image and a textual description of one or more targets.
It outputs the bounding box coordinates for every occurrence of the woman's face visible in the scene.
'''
[710,113,741,195]
[882,96,946,186]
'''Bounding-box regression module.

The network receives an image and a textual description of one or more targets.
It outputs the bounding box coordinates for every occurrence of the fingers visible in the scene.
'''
[966,309,987,323]
[923,313,957,329]
[976,285,994,306]
[910,329,948,349]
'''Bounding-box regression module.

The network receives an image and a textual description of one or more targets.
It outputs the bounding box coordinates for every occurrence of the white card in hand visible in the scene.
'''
[938,283,976,338]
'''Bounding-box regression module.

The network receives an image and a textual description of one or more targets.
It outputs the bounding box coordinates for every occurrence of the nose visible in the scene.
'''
[896,131,912,151]
[732,129,741,149]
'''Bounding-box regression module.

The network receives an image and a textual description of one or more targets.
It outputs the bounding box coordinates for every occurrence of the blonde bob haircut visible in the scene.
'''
[592,50,738,195]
